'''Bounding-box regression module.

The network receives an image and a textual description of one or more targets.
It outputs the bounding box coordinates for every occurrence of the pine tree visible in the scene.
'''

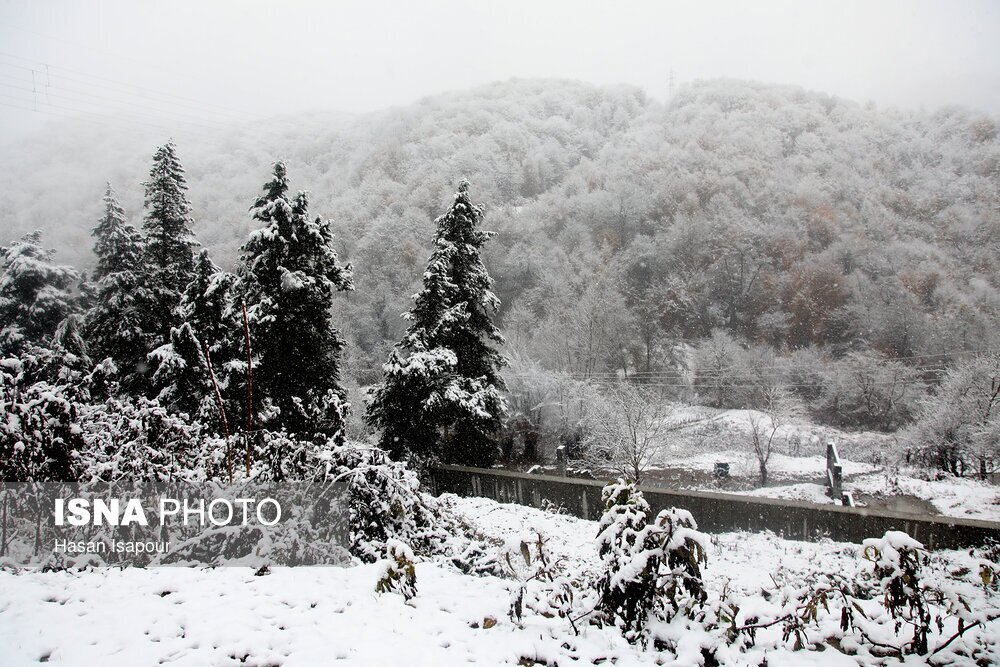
[142,141,199,338]
[1,313,92,482]
[0,342,87,481]
[178,249,236,353]
[0,231,80,354]
[150,249,238,429]
[86,184,155,389]
[366,179,507,466]
[93,183,137,281]
[235,162,354,438]
[150,321,212,420]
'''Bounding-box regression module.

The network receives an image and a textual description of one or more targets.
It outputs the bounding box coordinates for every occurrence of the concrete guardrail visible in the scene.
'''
[428,464,1000,551]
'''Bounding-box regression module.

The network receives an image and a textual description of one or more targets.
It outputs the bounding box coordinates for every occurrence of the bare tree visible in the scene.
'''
[583,384,703,484]
[908,353,1000,479]
[747,387,802,487]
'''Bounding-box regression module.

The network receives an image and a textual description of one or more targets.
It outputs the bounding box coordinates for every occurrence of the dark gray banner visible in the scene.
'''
[0,481,351,567]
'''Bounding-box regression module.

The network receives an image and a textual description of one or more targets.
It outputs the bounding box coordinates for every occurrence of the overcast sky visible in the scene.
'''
[1,0,998,143]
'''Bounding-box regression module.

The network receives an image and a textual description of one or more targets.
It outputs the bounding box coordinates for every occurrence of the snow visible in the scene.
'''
[564,402,999,522]
[280,269,304,292]
[2,495,995,666]
[653,449,876,479]
[651,405,892,465]
[846,471,1000,522]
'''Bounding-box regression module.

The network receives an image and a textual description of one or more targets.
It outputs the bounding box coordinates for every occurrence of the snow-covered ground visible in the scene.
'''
[1,495,997,666]
[652,405,896,465]
[651,449,877,480]
[575,404,1000,522]
[845,470,1000,523]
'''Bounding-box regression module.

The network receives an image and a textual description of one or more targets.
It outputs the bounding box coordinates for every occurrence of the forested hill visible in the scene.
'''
[2,78,998,376]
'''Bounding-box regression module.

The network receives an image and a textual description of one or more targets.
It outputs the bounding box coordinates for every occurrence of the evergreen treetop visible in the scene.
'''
[0,231,80,354]
[142,141,199,333]
[92,183,142,281]
[179,248,235,351]
[366,179,506,466]
[86,186,154,388]
[406,180,505,370]
[149,248,238,432]
[235,162,354,438]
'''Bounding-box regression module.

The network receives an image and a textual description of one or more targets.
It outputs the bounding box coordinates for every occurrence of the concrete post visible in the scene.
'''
[555,445,567,477]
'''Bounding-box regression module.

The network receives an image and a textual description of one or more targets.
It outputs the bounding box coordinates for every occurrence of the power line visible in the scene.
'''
[0,42,265,121]
[354,364,967,378]
[492,349,996,379]
[0,91,213,139]
[502,378,944,389]
[0,72,235,133]
[0,62,252,131]
[0,57,259,125]
[500,367,953,379]
[0,51,271,141]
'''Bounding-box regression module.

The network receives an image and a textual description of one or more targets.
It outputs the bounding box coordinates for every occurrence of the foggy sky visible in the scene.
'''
[1,0,998,143]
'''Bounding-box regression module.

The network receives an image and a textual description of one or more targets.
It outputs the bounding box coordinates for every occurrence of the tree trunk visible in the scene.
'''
[759,461,768,487]
[1,492,7,557]
[242,302,253,477]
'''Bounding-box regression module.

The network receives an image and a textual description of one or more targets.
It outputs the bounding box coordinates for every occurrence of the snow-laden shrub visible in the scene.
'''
[249,429,323,482]
[704,526,1000,662]
[653,508,709,615]
[317,445,508,575]
[173,439,475,567]
[595,479,709,644]
[82,396,202,483]
[862,531,932,655]
[0,344,89,481]
[321,442,452,563]
[506,531,579,633]
[375,539,417,601]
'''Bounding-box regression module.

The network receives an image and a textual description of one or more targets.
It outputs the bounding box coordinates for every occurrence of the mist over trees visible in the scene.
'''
[1,77,998,477]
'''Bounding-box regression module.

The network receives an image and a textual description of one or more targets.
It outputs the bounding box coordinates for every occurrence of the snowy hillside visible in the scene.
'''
[3,3,998,666]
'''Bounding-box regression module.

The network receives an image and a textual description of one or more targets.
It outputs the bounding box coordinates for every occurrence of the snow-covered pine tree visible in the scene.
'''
[93,183,139,281]
[179,249,236,355]
[1,352,83,481]
[86,183,155,389]
[0,330,94,481]
[53,313,92,376]
[150,249,238,430]
[235,162,354,438]
[142,141,199,339]
[149,322,212,421]
[0,231,80,355]
[366,179,507,466]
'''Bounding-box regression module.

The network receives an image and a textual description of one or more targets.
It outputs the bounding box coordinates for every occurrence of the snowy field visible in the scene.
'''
[568,405,1000,522]
[1,495,997,666]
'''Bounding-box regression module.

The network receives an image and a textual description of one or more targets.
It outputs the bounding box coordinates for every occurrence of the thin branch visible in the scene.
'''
[198,337,231,483]
[242,301,254,478]
[931,614,999,658]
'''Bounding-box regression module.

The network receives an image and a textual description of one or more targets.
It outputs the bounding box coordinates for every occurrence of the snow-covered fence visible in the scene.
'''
[428,464,1000,550]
